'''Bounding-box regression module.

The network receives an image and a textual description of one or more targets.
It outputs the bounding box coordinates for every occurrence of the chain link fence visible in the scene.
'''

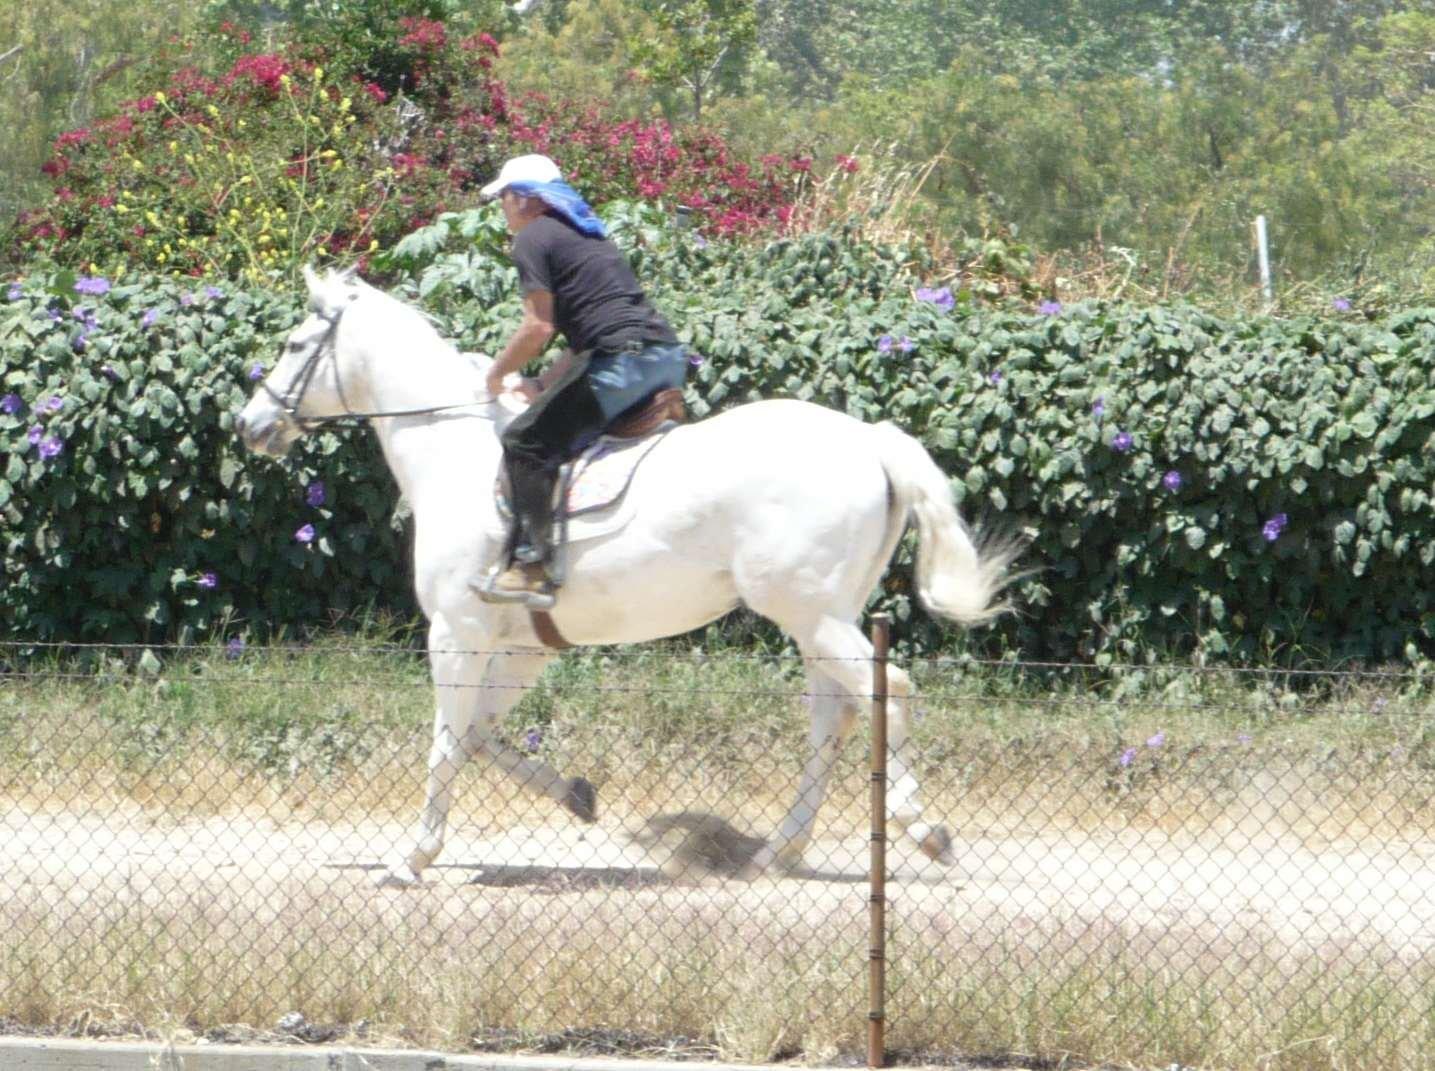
[2,633,1434,1070]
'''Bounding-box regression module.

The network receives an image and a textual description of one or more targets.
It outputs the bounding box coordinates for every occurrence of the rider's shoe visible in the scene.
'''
[476,562,557,610]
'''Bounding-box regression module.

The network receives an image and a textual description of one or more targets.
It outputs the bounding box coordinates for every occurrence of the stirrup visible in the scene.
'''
[476,564,557,610]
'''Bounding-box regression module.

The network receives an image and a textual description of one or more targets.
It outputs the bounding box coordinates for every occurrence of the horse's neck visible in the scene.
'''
[352,314,500,515]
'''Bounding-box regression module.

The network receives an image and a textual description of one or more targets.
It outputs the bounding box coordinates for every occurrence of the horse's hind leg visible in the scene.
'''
[753,666,857,872]
[884,665,953,863]
[762,615,951,872]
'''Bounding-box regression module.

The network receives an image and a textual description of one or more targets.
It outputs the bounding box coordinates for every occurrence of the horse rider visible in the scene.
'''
[477,153,687,609]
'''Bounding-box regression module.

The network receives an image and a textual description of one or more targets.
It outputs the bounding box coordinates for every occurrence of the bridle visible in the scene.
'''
[260,301,497,428]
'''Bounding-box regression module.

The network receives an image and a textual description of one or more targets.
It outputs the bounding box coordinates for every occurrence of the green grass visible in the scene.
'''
[3,626,1435,1069]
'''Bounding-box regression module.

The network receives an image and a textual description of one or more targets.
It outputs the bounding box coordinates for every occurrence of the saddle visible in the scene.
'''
[492,388,685,575]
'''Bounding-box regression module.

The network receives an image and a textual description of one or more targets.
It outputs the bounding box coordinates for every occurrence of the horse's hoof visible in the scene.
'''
[919,825,955,865]
[375,866,423,889]
[563,777,597,823]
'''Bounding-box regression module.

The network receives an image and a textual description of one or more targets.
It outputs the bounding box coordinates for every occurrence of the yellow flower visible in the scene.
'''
[132,159,144,171]
[154,91,167,104]
[368,239,379,252]
[313,66,324,81]
[339,97,352,112]
[115,204,128,214]
[207,105,220,118]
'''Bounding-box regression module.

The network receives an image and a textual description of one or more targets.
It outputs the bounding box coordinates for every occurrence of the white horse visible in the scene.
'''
[236,268,1018,886]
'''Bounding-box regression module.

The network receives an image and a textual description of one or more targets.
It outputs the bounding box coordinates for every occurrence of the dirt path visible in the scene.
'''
[5,802,1434,960]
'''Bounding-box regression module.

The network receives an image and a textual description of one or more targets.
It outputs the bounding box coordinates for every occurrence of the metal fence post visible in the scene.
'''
[868,613,889,1069]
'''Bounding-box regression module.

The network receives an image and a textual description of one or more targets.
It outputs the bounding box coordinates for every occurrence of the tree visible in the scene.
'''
[627,0,756,121]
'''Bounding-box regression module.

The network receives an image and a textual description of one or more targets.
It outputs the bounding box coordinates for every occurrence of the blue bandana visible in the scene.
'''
[508,179,606,238]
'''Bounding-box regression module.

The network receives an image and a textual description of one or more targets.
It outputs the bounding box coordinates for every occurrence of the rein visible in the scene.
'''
[262,304,497,428]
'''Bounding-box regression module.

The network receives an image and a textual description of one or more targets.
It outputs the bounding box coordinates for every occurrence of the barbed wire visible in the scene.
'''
[1,637,1429,681]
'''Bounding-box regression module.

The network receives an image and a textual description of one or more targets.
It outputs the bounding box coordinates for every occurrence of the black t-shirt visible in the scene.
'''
[510,214,677,355]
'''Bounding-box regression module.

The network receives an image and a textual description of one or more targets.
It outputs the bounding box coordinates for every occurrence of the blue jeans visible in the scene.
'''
[586,341,688,423]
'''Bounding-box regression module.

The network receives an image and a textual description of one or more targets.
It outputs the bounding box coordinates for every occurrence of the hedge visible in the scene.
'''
[4,211,1435,665]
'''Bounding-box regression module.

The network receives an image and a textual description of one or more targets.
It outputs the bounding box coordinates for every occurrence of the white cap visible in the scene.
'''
[480,153,562,199]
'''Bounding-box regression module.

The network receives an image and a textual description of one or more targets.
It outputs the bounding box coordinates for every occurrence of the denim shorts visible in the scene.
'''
[586,341,688,423]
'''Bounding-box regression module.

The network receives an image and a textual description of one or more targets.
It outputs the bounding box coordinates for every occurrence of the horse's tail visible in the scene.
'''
[873,421,1022,626]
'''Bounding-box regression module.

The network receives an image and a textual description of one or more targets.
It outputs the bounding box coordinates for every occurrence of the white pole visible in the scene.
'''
[1254,215,1273,306]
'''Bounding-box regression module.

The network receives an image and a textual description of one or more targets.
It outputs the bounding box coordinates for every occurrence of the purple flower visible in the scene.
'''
[1332,297,1352,312]
[294,523,316,544]
[71,332,88,353]
[180,292,194,307]
[1112,431,1133,453]
[101,365,118,380]
[522,728,542,752]
[1262,512,1288,542]
[6,283,22,301]
[44,396,63,413]
[46,307,62,323]
[1092,398,1105,419]
[225,636,246,659]
[1146,731,1166,748]
[1118,746,1138,768]
[248,364,265,381]
[1038,299,1063,315]
[73,275,111,296]
[1237,732,1252,746]
[0,393,21,415]
[204,285,224,300]
[1162,470,1182,492]
[197,571,218,590]
[38,435,63,459]
[897,336,915,353]
[915,286,955,311]
[877,334,894,353]
[141,309,158,328]
[692,234,709,249]
[27,425,43,445]
[305,481,326,507]
[988,369,1003,385]
[687,351,704,367]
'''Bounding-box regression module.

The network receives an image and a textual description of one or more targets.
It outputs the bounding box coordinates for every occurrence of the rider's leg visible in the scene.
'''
[499,352,601,567]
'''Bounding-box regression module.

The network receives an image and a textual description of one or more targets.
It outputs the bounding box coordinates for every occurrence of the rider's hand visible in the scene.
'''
[512,377,542,403]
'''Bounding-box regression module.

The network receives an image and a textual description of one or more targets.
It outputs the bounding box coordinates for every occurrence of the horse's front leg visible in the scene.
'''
[378,618,485,888]
[461,650,595,821]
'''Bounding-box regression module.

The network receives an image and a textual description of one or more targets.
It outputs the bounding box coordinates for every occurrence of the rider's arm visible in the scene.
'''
[487,289,555,394]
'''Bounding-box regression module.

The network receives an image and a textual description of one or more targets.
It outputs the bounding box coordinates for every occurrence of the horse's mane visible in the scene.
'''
[307,267,490,374]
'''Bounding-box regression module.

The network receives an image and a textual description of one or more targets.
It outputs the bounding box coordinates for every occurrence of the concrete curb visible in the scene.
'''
[0,1038,774,1071]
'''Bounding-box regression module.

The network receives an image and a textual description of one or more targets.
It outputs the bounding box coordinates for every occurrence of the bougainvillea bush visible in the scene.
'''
[5,13,812,284]
[4,213,1435,664]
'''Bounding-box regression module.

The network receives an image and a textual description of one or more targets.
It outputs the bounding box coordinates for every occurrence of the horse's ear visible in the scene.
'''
[302,264,322,295]
[335,264,359,284]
